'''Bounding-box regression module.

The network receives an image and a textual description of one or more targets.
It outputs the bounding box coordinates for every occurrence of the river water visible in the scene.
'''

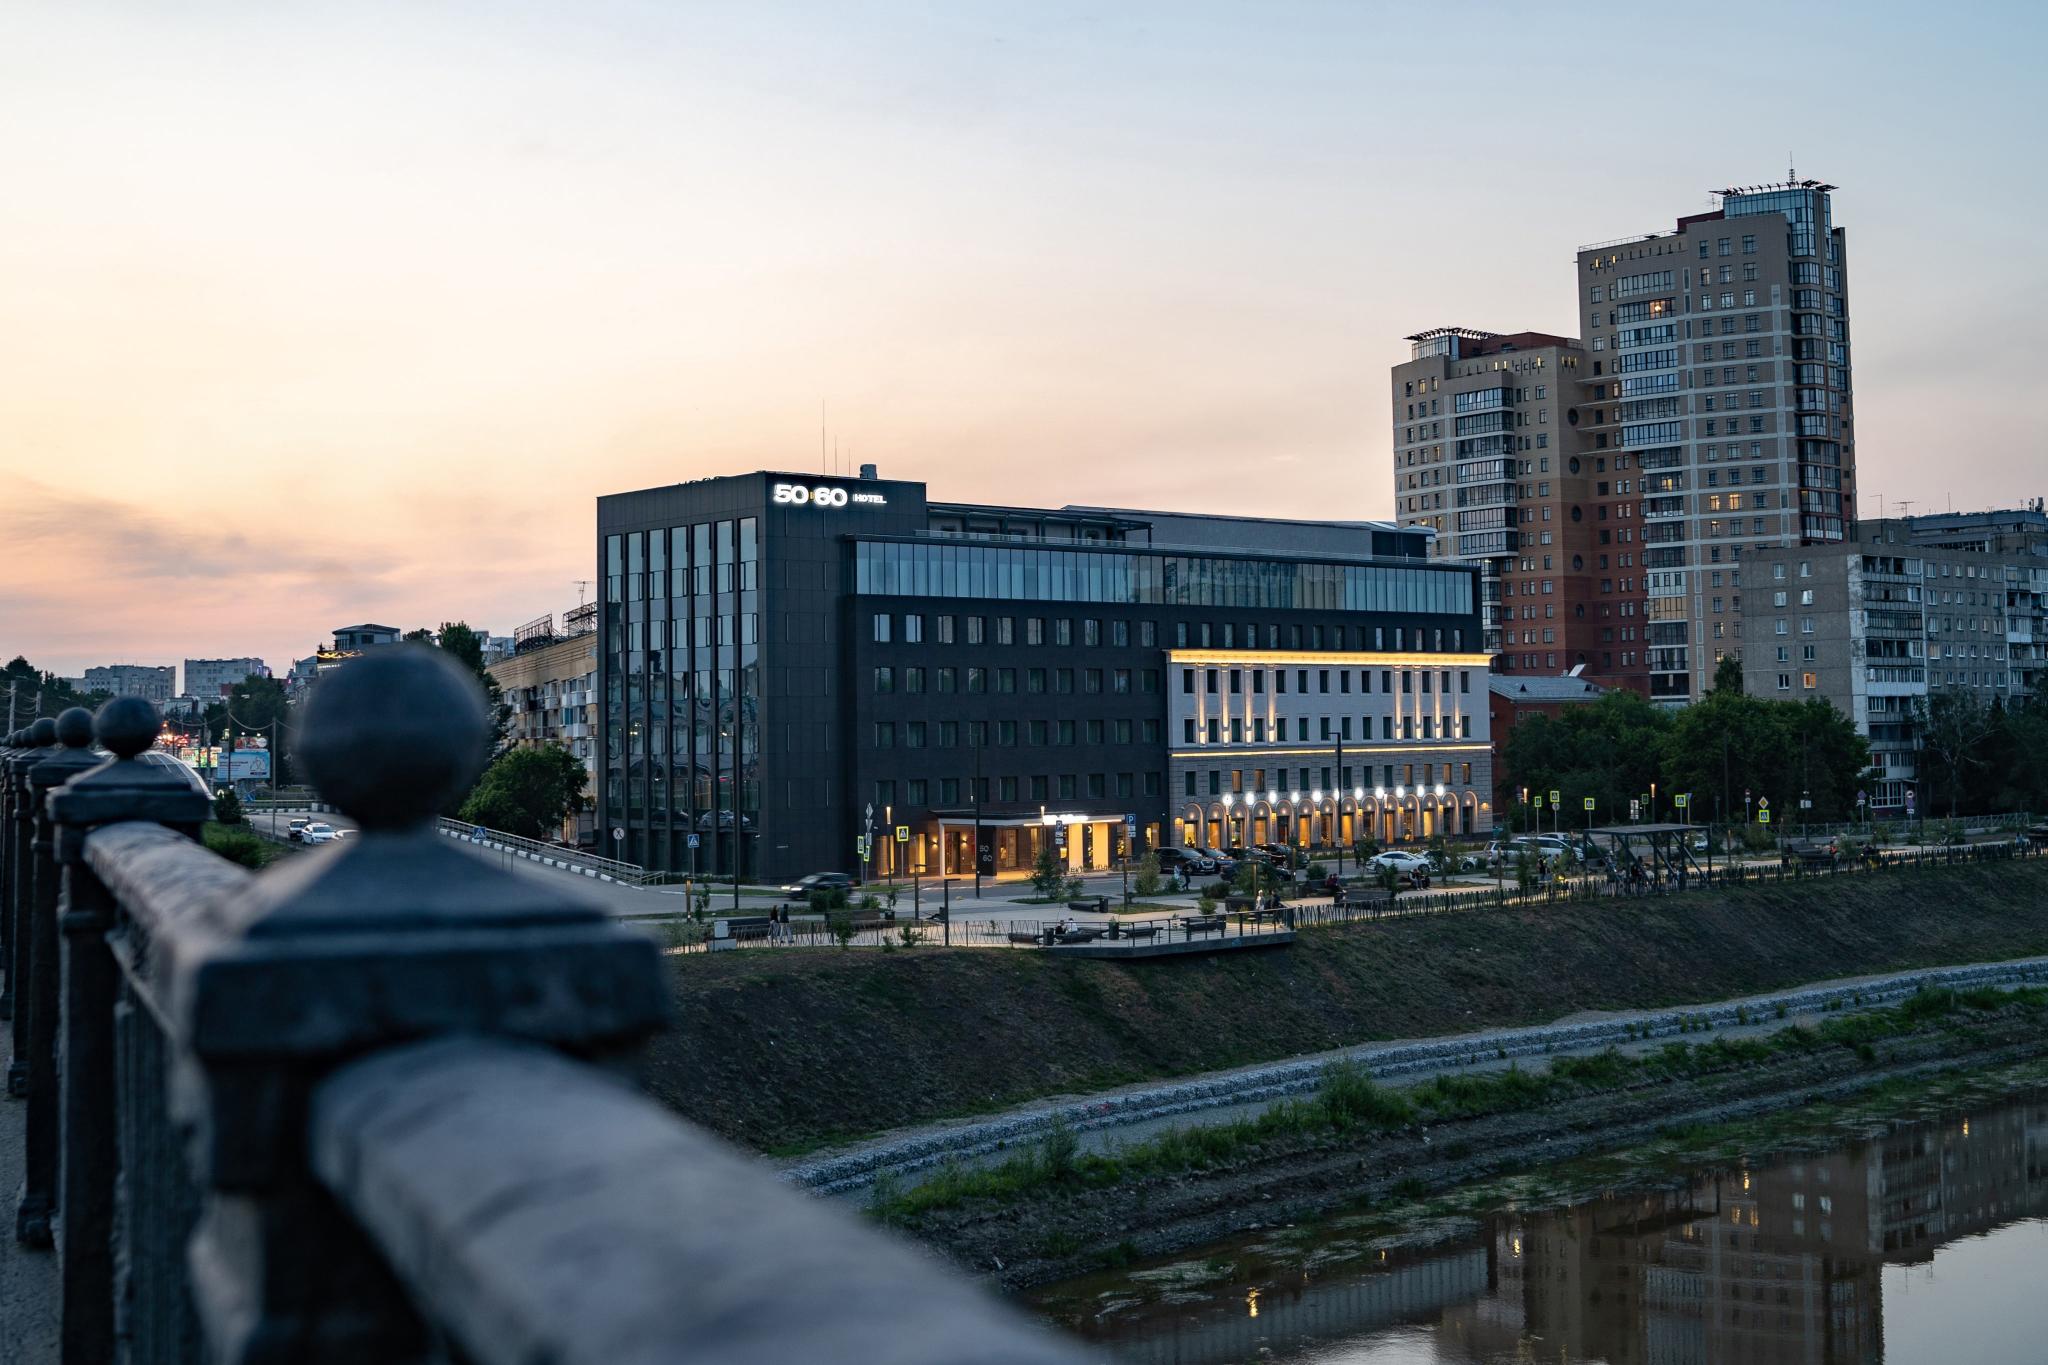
[1033,1092,2048,1364]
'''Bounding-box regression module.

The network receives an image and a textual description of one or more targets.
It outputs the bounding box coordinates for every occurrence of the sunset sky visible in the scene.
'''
[5,1,2044,682]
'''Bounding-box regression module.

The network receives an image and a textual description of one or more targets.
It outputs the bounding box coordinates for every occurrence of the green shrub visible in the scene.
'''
[202,822,274,869]
[1318,1062,1413,1131]
[1132,851,1162,898]
[212,788,244,825]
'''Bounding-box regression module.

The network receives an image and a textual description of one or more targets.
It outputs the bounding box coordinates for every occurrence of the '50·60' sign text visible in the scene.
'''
[773,482,888,508]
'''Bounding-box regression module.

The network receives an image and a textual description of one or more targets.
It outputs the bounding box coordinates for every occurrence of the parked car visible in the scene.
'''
[1256,842,1298,866]
[1156,847,1214,877]
[779,871,853,902]
[1198,846,1240,876]
[286,817,310,842]
[1369,849,1432,887]
[301,822,338,845]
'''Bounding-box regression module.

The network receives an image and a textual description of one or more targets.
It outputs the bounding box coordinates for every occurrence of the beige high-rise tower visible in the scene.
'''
[1573,178,1855,702]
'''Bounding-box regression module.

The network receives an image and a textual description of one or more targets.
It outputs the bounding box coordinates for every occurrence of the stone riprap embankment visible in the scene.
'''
[782,955,2048,1195]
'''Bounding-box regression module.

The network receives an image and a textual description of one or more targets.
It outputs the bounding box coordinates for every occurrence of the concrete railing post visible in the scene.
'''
[12,715,61,1244]
[0,727,31,1027]
[49,699,211,1362]
[165,645,668,1363]
[5,720,56,1098]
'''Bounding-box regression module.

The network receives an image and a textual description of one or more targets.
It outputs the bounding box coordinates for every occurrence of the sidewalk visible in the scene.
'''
[0,1027,59,1365]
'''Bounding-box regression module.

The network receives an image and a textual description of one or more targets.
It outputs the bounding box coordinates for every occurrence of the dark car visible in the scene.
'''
[1256,843,1297,865]
[1156,847,1214,877]
[779,871,853,902]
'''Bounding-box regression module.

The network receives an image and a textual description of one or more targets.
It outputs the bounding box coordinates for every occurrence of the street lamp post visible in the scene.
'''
[971,733,984,899]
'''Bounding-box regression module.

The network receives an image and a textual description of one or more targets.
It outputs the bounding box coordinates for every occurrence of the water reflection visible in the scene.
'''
[1036,1093,2048,1364]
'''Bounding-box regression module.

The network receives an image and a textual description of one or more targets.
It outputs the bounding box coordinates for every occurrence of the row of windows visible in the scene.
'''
[1184,762,1474,797]
[877,772,1160,808]
[872,666,1161,695]
[1186,714,1475,743]
[1184,666,1473,696]
[876,612,1470,655]
[873,613,1156,647]
[876,717,1163,748]
[852,539,1475,615]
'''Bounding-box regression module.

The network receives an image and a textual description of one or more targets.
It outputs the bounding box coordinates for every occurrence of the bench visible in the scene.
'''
[1007,930,1047,946]
[1108,921,1162,940]
[723,916,774,941]
[1179,916,1227,937]
[1237,907,1284,926]
[1066,896,1109,914]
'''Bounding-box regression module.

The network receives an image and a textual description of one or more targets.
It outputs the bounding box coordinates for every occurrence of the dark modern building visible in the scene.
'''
[597,469,1489,882]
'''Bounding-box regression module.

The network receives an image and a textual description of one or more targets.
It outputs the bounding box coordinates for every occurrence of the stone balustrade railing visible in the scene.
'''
[1,647,1078,1364]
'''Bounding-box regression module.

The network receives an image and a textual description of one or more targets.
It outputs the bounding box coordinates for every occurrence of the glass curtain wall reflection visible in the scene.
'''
[606,516,758,876]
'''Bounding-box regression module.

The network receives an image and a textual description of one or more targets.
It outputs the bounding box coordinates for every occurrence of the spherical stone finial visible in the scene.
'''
[28,717,58,747]
[54,708,93,749]
[94,696,162,759]
[297,644,490,831]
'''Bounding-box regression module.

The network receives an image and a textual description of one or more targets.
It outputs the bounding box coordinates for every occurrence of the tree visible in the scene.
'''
[1662,689,1869,825]
[1,656,109,721]
[1916,691,1997,818]
[1030,840,1067,899]
[406,622,511,757]
[458,744,588,839]
[204,674,293,785]
[1711,655,1744,694]
[212,788,244,825]
[1132,851,1162,898]
[1501,690,1672,822]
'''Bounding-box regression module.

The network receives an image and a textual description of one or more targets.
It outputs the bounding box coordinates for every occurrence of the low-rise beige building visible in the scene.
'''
[489,627,598,844]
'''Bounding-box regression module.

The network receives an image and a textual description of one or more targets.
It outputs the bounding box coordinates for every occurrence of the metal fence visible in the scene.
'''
[0,655,1083,1364]
[431,816,655,884]
[644,833,2048,954]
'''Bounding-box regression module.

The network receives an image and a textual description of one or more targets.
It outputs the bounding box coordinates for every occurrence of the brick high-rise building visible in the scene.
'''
[1391,329,1648,690]
[1575,177,1855,702]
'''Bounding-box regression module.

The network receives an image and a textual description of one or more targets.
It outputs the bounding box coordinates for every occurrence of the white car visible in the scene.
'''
[1370,850,1433,885]
[302,822,338,845]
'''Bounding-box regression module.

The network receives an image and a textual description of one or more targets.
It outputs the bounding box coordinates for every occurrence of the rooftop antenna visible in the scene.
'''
[1895,499,1916,518]
[1788,153,1796,182]
[573,579,591,608]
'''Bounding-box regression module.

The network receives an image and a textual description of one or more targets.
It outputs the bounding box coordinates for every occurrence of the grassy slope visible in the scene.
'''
[646,859,2048,1153]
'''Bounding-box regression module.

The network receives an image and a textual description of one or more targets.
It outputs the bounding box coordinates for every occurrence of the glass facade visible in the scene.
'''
[853,539,1474,617]
[604,516,759,875]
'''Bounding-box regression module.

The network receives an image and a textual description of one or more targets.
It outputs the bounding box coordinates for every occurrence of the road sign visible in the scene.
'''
[611,827,624,843]
[1757,796,1769,809]
[1856,790,1868,807]
[686,833,700,849]
[1124,813,1137,832]
[1054,824,1067,846]
[856,835,868,855]
[894,825,909,842]
[1906,790,1917,814]
[1549,790,1561,807]
[1533,795,1544,810]
[1674,793,1690,810]
[1583,797,1595,811]
[1759,810,1771,824]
